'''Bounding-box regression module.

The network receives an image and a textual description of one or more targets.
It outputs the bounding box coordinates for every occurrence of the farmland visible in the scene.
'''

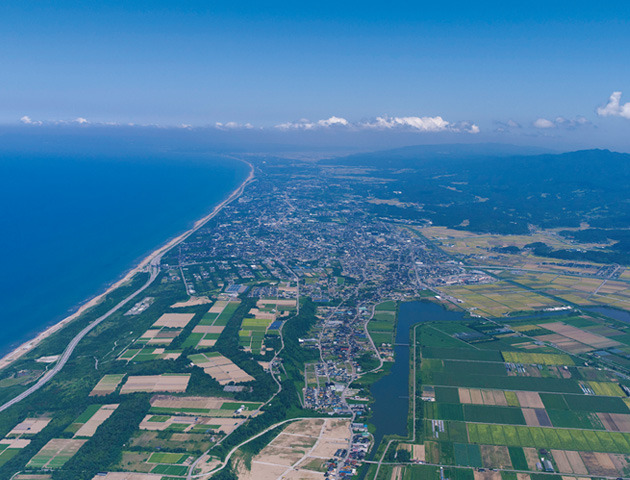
[387,313,630,480]
[64,404,119,438]
[238,317,273,354]
[89,374,126,396]
[120,374,191,394]
[27,439,87,469]
[188,352,255,384]
[181,300,240,349]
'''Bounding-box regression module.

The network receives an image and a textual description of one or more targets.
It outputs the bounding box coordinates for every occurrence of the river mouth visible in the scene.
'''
[366,300,469,458]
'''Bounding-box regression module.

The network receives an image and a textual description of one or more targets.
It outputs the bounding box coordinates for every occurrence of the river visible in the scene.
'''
[367,301,469,457]
[586,306,630,324]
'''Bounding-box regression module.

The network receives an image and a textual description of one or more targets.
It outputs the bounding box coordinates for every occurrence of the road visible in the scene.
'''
[0,257,160,414]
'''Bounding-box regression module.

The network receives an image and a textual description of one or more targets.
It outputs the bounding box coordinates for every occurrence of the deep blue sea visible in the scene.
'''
[0,153,249,357]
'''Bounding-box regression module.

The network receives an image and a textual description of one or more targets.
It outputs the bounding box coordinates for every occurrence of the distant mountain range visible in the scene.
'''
[322,146,630,263]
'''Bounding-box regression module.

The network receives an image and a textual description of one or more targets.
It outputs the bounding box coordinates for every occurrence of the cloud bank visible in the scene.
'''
[275,116,350,130]
[215,121,254,130]
[533,116,589,129]
[275,115,479,133]
[18,113,480,134]
[597,91,630,119]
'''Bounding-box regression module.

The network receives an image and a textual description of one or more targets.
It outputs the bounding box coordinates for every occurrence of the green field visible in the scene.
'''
[64,404,102,434]
[368,301,397,346]
[238,317,272,353]
[501,351,574,366]
[465,422,630,453]
[453,442,482,467]
[151,463,189,475]
[148,452,188,464]
[0,446,20,467]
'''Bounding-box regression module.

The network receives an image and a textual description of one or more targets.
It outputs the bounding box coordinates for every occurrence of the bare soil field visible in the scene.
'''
[0,438,31,449]
[551,450,588,475]
[14,475,53,480]
[151,395,228,410]
[258,299,296,307]
[171,296,211,308]
[152,313,195,328]
[74,404,119,437]
[523,447,540,470]
[459,388,507,406]
[90,474,163,480]
[283,470,324,479]
[8,418,51,436]
[580,451,619,477]
[597,412,630,432]
[139,414,242,434]
[399,443,425,461]
[515,391,544,409]
[209,300,230,313]
[540,322,620,349]
[120,374,190,394]
[189,353,254,384]
[237,418,349,480]
[536,334,592,354]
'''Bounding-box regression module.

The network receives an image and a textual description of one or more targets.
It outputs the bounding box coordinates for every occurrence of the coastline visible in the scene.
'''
[0,158,254,372]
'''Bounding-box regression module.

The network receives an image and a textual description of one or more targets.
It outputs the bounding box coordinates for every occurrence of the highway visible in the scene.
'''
[0,257,161,414]
[0,159,254,414]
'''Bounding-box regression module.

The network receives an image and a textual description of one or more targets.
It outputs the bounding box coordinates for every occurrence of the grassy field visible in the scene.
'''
[501,351,574,366]
[466,421,630,453]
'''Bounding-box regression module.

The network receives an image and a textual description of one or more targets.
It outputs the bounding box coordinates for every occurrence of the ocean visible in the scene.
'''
[0,153,249,357]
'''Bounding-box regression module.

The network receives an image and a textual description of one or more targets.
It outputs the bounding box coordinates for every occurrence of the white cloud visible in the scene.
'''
[215,121,254,130]
[74,117,89,124]
[275,116,350,130]
[359,115,479,133]
[317,116,349,127]
[597,91,630,119]
[533,118,556,129]
[534,116,589,129]
[20,115,42,125]
[362,115,450,131]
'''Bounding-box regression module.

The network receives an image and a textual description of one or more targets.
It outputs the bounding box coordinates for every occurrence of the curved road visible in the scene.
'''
[0,257,161,414]
[0,160,254,414]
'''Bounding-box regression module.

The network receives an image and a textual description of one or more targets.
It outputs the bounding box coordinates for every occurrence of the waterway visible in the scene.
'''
[367,301,469,456]
[586,306,630,324]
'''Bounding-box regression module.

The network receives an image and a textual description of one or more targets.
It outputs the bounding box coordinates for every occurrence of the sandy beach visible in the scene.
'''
[0,159,254,372]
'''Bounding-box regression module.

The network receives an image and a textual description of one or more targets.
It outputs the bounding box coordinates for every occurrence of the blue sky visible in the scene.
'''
[2,1,630,149]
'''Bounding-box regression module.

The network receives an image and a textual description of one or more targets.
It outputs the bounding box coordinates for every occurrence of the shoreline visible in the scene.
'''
[0,158,254,372]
